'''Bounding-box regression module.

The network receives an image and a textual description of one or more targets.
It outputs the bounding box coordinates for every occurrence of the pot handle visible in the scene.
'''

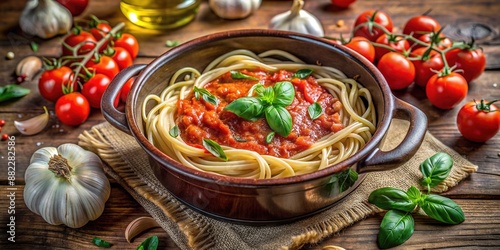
[101,64,147,134]
[358,98,427,173]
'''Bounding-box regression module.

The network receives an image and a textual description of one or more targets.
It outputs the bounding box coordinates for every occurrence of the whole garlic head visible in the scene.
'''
[209,0,262,20]
[269,0,324,37]
[19,0,73,39]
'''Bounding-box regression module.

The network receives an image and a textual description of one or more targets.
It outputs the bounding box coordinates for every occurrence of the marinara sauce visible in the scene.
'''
[176,69,344,158]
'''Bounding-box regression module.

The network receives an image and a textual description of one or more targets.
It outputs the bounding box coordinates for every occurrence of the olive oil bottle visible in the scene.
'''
[120,0,201,29]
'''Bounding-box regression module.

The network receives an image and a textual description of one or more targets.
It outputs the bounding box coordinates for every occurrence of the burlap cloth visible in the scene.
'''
[78,119,477,250]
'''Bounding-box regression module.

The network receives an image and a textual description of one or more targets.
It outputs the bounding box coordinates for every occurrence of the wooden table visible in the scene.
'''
[1,0,499,249]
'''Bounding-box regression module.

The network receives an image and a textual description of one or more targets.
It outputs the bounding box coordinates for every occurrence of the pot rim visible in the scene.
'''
[127,29,393,187]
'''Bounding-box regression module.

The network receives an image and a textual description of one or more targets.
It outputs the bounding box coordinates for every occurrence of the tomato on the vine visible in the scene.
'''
[414,32,452,50]
[38,66,76,102]
[55,92,90,126]
[426,72,468,109]
[90,22,112,52]
[377,52,415,90]
[331,0,356,8]
[120,77,135,103]
[445,47,486,83]
[114,33,139,59]
[457,99,500,142]
[86,55,120,80]
[110,46,133,70]
[81,74,113,109]
[62,30,97,56]
[345,36,376,63]
[353,10,393,42]
[411,47,444,88]
[403,15,441,36]
[374,34,410,62]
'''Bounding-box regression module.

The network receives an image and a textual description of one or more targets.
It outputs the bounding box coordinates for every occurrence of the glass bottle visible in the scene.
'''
[120,0,201,30]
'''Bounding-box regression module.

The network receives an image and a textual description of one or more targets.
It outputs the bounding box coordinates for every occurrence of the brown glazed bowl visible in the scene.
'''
[102,29,427,224]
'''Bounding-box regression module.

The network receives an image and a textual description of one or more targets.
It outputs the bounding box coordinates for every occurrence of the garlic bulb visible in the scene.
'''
[19,0,73,39]
[14,106,49,135]
[24,143,111,228]
[269,0,324,37]
[209,0,262,20]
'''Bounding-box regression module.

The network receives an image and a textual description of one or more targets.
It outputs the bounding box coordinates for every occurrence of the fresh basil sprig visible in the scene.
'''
[202,138,228,161]
[225,81,295,137]
[92,237,112,248]
[368,152,464,249]
[193,86,218,106]
[136,235,159,250]
[0,84,30,103]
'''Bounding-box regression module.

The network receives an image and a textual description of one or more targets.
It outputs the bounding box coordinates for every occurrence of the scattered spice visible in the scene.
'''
[336,19,345,28]
[165,40,179,47]
[6,51,15,60]
[30,41,39,52]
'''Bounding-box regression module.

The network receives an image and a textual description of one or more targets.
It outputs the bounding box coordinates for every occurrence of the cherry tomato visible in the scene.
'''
[114,33,139,59]
[120,77,135,103]
[377,52,415,90]
[1,134,8,141]
[86,55,120,80]
[90,23,112,52]
[62,30,97,56]
[345,36,376,63]
[457,100,500,142]
[56,0,89,16]
[55,92,90,126]
[353,10,393,42]
[411,47,444,88]
[110,46,133,70]
[426,72,468,109]
[0,119,5,126]
[414,32,452,50]
[38,66,76,102]
[403,15,442,36]
[445,47,486,83]
[374,34,410,62]
[81,74,112,109]
[331,0,356,8]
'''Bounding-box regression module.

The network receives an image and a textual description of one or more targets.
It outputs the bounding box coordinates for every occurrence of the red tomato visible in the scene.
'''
[345,37,376,63]
[114,33,139,59]
[55,92,90,126]
[62,30,97,56]
[81,74,112,109]
[374,34,410,62]
[414,33,452,50]
[377,52,415,90]
[353,10,393,42]
[457,100,500,142]
[86,55,120,80]
[90,23,112,52]
[411,47,444,88]
[426,72,468,109]
[56,0,88,16]
[331,0,356,8]
[445,47,486,83]
[120,77,135,103]
[110,47,133,70]
[403,15,442,36]
[38,66,76,102]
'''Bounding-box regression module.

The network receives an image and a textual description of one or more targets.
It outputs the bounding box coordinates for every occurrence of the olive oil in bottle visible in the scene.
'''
[120,0,201,29]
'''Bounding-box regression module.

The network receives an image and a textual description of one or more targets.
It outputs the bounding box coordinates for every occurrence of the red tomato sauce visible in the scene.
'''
[176,69,344,158]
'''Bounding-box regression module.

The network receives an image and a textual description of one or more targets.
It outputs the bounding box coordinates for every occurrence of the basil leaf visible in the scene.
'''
[30,41,39,52]
[136,235,159,250]
[202,138,228,161]
[272,81,295,106]
[420,152,453,189]
[193,86,218,106]
[265,131,275,144]
[230,70,258,80]
[224,97,264,121]
[368,187,417,212]
[406,186,422,203]
[165,40,179,47]
[92,237,112,248]
[169,125,179,138]
[419,194,465,224]
[293,69,313,79]
[265,105,292,137]
[378,210,414,249]
[308,102,323,120]
[247,83,263,96]
[0,84,30,103]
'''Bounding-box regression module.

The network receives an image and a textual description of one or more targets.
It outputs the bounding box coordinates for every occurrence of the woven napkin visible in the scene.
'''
[78,119,477,250]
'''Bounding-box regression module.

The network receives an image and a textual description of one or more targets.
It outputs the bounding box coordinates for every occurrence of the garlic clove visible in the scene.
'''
[124,217,160,243]
[14,106,49,135]
[16,56,43,81]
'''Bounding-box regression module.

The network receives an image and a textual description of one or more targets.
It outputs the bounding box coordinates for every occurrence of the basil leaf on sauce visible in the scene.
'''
[92,237,112,248]
[169,125,179,138]
[0,84,30,103]
[378,210,414,249]
[293,69,313,79]
[308,102,323,120]
[203,139,228,161]
[193,86,218,106]
[224,97,265,121]
[265,105,292,137]
[136,235,159,250]
[230,70,258,80]
[265,132,275,144]
[272,81,295,106]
